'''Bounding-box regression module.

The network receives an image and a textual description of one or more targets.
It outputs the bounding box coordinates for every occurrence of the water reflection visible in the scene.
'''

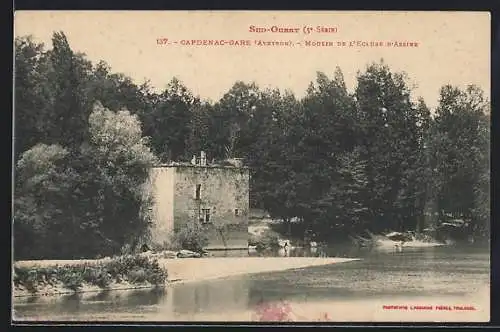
[170,279,250,314]
[13,244,489,322]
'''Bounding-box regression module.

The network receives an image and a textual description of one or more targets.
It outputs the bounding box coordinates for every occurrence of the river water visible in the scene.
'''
[13,244,490,322]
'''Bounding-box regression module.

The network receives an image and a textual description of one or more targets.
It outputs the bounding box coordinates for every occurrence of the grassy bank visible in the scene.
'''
[13,255,167,297]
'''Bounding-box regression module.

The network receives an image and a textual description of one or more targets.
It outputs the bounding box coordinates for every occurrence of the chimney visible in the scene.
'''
[200,151,207,166]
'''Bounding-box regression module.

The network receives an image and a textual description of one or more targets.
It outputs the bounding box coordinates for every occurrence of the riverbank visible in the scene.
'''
[13,255,167,298]
[161,257,360,283]
[13,256,360,297]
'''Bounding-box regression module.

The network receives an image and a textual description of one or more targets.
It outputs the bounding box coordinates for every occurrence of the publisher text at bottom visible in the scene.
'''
[382,305,477,311]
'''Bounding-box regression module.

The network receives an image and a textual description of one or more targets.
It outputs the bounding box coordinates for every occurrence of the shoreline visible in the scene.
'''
[13,256,360,298]
[160,257,360,283]
[13,282,163,298]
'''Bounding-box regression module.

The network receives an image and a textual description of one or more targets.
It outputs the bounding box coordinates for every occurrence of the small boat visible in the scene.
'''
[176,249,202,258]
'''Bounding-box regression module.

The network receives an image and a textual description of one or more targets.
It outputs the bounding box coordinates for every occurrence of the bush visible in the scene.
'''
[249,228,280,251]
[150,239,176,252]
[61,271,83,291]
[13,267,39,294]
[82,266,112,288]
[172,222,209,252]
[103,255,167,285]
[13,255,168,294]
[128,268,147,284]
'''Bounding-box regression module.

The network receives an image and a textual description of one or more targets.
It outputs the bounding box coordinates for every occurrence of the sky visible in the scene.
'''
[14,11,491,110]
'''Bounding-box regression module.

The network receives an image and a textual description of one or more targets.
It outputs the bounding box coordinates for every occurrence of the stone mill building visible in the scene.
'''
[144,152,250,250]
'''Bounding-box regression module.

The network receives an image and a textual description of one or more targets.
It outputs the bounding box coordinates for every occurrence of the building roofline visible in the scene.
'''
[151,163,249,170]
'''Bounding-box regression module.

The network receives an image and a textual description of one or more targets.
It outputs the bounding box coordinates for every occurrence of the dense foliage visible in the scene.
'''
[14,32,490,259]
[14,33,157,259]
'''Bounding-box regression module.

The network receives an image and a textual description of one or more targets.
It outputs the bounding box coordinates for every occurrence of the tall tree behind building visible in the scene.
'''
[142,77,197,162]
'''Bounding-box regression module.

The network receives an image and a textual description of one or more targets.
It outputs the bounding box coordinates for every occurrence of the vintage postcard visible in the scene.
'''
[12,10,490,323]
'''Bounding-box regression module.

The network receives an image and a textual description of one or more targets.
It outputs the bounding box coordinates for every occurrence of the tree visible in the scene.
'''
[472,111,490,236]
[14,144,76,259]
[313,148,369,239]
[412,99,434,231]
[14,36,48,160]
[45,31,90,149]
[355,61,424,232]
[186,101,214,158]
[430,85,490,236]
[75,102,158,255]
[143,78,196,161]
[13,102,158,259]
[210,82,262,160]
[249,89,300,214]
[289,69,359,234]
[14,32,94,160]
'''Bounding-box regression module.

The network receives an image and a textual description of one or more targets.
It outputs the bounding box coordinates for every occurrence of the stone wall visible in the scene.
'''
[145,167,175,247]
[146,165,250,249]
[173,166,250,249]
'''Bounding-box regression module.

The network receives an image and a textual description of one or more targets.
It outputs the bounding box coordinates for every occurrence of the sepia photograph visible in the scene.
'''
[12,10,490,323]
